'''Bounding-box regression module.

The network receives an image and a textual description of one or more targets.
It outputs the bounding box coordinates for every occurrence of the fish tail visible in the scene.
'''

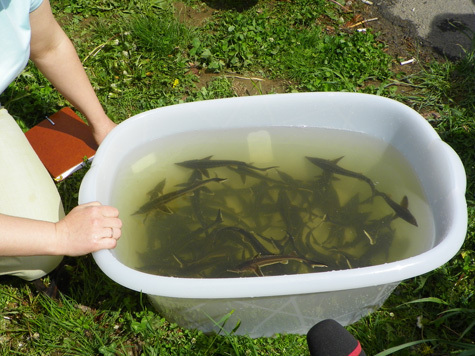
[255,165,279,171]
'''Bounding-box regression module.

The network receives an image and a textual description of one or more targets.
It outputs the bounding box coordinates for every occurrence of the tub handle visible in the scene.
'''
[437,139,467,193]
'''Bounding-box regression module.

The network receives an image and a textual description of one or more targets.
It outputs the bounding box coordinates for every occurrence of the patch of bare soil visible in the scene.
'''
[174,1,216,27]
[362,3,446,70]
[174,1,295,95]
[174,1,446,97]
[358,2,450,105]
[209,73,291,95]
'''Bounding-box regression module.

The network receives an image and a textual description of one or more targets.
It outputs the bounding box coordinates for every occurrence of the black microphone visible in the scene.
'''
[307,319,366,356]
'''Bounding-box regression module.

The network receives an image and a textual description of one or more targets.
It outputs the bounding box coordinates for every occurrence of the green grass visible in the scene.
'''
[1,0,474,354]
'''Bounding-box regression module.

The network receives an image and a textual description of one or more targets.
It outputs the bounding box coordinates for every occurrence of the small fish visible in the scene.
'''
[188,209,224,238]
[375,190,418,227]
[249,180,276,206]
[282,231,302,255]
[306,156,376,195]
[171,251,231,278]
[277,189,305,237]
[186,168,205,183]
[326,194,371,227]
[328,249,354,269]
[147,178,166,200]
[227,165,281,185]
[311,170,341,215]
[276,170,298,185]
[214,226,272,255]
[190,188,206,227]
[276,170,313,194]
[174,210,225,255]
[228,254,328,277]
[176,156,277,178]
[133,177,226,215]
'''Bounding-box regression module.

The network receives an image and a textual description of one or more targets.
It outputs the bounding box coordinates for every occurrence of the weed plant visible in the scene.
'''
[0,0,474,355]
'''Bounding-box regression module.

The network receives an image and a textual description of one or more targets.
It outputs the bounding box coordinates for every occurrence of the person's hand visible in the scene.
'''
[90,118,117,145]
[54,202,122,256]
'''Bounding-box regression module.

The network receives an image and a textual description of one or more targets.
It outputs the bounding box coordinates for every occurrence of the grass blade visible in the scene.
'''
[459,346,475,356]
[374,339,438,356]
[398,297,450,307]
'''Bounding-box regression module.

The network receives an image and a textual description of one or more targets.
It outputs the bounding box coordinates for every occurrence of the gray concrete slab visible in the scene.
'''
[375,0,475,58]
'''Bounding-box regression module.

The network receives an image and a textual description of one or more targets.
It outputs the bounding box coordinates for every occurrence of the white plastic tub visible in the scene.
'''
[79,92,467,337]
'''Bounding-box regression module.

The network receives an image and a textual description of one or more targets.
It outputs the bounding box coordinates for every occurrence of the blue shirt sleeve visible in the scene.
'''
[0,0,44,94]
[30,0,44,12]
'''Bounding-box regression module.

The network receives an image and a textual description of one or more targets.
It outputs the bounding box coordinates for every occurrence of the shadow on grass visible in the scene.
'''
[0,255,144,314]
[56,255,145,312]
[203,0,258,12]
[427,11,475,59]
[0,78,62,130]
[433,52,475,205]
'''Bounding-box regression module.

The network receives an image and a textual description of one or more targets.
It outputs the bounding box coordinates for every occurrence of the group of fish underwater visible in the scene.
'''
[133,155,418,278]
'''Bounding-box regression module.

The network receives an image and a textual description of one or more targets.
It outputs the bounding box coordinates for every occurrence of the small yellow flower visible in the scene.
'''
[172,79,179,88]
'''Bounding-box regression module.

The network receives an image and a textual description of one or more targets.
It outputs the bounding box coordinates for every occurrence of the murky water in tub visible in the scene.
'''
[111,127,434,278]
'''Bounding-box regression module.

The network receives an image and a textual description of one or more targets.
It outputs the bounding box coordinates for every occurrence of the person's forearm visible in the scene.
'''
[0,213,58,256]
[30,30,110,130]
[29,0,116,144]
[0,203,122,257]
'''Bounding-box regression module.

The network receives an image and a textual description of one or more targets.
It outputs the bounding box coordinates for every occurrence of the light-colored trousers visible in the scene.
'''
[0,107,63,281]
